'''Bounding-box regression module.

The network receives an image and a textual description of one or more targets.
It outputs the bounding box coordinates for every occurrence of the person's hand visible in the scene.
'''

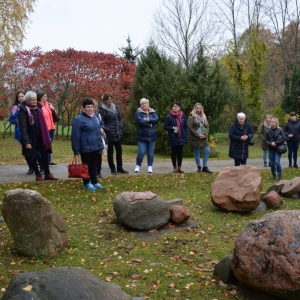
[100,128,104,134]
[199,134,205,139]
[289,134,293,137]
[241,135,248,141]
[25,144,32,149]
[271,142,276,147]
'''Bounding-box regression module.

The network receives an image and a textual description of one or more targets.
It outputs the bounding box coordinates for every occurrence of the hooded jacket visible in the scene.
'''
[229,118,254,160]
[71,111,104,155]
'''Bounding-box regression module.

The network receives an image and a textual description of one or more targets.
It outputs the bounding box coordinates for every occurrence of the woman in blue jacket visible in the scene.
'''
[229,112,254,166]
[134,98,159,173]
[163,101,189,173]
[71,98,105,191]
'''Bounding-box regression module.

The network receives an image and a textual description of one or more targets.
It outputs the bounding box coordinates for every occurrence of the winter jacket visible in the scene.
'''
[188,114,209,148]
[163,113,188,147]
[99,102,123,142]
[9,105,21,142]
[229,119,254,160]
[18,101,51,159]
[135,108,159,142]
[257,122,271,150]
[284,119,300,142]
[71,111,104,155]
[40,101,56,131]
[266,127,287,151]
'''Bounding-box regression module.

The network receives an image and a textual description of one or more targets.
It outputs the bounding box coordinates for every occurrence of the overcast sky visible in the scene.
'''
[22,0,162,55]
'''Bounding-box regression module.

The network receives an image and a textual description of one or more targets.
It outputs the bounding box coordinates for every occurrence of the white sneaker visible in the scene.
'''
[134,165,140,172]
[148,166,153,173]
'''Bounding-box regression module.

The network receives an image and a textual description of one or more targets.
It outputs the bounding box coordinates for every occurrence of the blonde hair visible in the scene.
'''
[140,98,149,105]
[190,103,207,123]
[272,117,279,127]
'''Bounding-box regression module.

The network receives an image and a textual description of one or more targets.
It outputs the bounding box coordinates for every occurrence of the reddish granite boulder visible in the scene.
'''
[263,191,282,209]
[281,177,300,197]
[231,210,300,299]
[211,165,262,211]
[169,205,190,224]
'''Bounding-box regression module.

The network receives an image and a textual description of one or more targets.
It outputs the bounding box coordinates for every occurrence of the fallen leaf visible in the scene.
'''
[22,285,32,291]
[131,274,142,280]
[132,258,142,263]
[105,276,113,282]
[169,283,176,288]
[110,272,119,276]
[219,280,226,287]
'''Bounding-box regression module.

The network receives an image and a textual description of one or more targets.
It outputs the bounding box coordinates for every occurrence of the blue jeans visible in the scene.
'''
[262,150,268,163]
[193,146,210,167]
[287,141,299,165]
[48,129,55,162]
[268,149,282,176]
[136,141,155,167]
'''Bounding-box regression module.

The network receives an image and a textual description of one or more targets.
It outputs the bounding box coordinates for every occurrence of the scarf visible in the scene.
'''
[25,103,52,152]
[264,120,271,129]
[84,111,95,118]
[170,109,183,138]
[102,102,116,114]
[197,115,205,126]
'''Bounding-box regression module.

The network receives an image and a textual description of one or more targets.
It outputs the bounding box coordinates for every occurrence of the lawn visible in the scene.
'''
[0,131,295,299]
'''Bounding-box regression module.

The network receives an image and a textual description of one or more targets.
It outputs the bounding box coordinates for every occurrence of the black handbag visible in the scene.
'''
[248,138,255,145]
[52,110,60,122]
[277,143,287,154]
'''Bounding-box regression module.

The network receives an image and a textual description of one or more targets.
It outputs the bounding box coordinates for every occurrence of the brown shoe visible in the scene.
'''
[44,174,58,180]
[178,167,184,173]
[173,167,178,173]
[36,174,44,181]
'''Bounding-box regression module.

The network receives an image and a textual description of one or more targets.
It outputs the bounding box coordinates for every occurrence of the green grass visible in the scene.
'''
[0,131,293,299]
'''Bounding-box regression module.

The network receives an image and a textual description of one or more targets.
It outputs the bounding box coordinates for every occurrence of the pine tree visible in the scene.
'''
[118,36,141,64]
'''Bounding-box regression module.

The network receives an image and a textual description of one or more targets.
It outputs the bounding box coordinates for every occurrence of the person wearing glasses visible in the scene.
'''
[99,92,128,175]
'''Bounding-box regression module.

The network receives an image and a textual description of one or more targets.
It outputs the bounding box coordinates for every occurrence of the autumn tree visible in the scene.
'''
[0,0,36,55]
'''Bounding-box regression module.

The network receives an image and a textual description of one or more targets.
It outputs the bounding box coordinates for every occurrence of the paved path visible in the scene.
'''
[0,158,292,184]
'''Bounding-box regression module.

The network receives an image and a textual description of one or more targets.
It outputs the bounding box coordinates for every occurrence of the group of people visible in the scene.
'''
[11,89,300,188]
[10,91,59,181]
[229,112,300,181]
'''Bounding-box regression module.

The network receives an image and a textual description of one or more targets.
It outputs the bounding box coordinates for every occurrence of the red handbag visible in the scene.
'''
[68,156,89,179]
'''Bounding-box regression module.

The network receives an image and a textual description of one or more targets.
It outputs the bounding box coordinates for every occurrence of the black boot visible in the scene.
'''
[202,167,212,173]
[197,166,202,172]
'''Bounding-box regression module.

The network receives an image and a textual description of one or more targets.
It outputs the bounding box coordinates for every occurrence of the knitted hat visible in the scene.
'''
[37,91,46,102]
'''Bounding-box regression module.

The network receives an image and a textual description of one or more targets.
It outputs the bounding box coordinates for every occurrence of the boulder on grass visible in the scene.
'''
[169,205,190,224]
[114,192,170,230]
[281,177,300,197]
[2,267,133,300]
[1,189,67,258]
[211,165,262,211]
[231,210,300,299]
[263,191,282,209]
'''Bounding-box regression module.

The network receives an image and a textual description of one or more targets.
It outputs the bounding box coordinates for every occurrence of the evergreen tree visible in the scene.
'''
[282,66,300,114]
[118,35,141,64]
[188,46,233,133]
[125,45,189,153]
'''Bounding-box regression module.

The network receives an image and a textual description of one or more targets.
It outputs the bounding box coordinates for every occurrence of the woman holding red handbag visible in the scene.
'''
[71,99,105,191]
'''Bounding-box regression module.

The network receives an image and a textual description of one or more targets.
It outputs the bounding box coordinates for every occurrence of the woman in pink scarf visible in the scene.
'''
[163,101,189,173]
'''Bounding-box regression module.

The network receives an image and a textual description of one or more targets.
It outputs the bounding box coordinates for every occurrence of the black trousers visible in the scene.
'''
[107,140,123,171]
[81,150,99,185]
[171,145,184,167]
[234,158,247,166]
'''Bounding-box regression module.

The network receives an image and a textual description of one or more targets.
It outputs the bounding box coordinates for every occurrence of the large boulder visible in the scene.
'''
[1,189,67,257]
[231,210,300,299]
[263,191,282,209]
[114,192,170,230]
[210,165,262,211]
[2,267,133,300]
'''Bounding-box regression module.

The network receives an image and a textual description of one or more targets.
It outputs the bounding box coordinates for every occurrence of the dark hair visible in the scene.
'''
[13,91,25,106]
[290,112,297,116]
[37,91,46,102]
[171,101,181,108]
[102,92,113,102]
[82,98,94,107]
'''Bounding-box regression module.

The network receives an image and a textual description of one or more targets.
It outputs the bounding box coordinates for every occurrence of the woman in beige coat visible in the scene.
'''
[188,103,212,173]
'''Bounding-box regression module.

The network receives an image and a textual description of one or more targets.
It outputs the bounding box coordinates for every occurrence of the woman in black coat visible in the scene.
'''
[284,112,300,168]
[229,112,254,166]
[18,91,58,181]
[266,117,287,181]
[163,101,189,173]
